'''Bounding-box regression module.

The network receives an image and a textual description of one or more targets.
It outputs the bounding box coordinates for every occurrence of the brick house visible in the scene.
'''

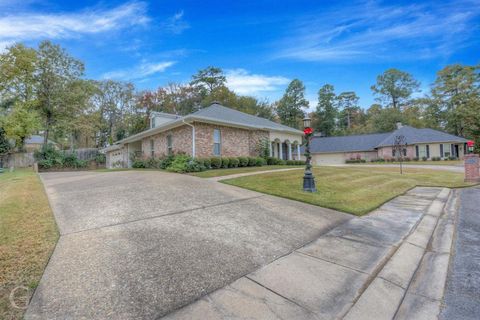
[104,103,304,168]
[308,123,468,165]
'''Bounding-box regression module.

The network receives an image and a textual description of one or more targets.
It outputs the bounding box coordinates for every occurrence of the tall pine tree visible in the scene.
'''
[315,84,337,136]
[276,79,308,129]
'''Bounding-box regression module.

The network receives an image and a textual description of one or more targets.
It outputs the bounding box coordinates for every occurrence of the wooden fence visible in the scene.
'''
[0,148,101,168]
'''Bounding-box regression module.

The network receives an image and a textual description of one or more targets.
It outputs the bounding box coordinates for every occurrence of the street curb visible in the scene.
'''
[342,188,453,320]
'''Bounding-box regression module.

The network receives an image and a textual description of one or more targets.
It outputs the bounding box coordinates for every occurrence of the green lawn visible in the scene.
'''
[223,166,475,216]
[0,169,58,319]
[190,165,302,178]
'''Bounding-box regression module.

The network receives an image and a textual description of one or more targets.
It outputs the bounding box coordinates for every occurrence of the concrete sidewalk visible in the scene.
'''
[162,187,454,319]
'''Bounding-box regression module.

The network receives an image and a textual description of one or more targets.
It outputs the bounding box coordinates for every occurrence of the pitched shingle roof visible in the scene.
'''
[191,103,303,134]
[310,132,391,153]
[111,103,303,145]
[310,125,468,153]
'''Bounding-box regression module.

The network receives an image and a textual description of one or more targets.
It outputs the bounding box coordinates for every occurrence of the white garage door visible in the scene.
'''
[312,153,345,165]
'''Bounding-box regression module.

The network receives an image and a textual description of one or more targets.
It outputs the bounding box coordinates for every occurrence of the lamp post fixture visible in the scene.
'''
[302,116,317,192]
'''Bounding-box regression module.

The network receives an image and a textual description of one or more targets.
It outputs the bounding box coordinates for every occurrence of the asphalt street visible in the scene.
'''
[441,187,480,320]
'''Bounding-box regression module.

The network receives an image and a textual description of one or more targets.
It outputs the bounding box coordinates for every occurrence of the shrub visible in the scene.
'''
[146,158,161,168]
[404,157,411,162]
[255,157,266,166]
[413,157,419,161]
[210,157,222,169]
[238,157,249,167]
[221,157,230,168]
[35,145,89,169]
[159,154,175,169]
[229,157,239,168]
[248,157,257,166]
[202,158,211,169]
[166,155,205,173]
[95,153,106,164]
[432,157,441,161]
[448,156,458,160]
[295,160,305,165]
[278,159,286,165]
[132,159,146,168]
[422,156,428,161]
[286,160,295,165]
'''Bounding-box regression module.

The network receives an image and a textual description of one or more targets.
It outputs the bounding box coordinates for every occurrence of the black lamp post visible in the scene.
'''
[303,116,317,192]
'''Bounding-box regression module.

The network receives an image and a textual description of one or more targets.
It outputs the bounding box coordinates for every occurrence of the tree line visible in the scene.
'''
[0,41,479,158]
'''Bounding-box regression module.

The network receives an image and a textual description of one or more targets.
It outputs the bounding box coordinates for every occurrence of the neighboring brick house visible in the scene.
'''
[103,103,304,168]
[308,123,469,165]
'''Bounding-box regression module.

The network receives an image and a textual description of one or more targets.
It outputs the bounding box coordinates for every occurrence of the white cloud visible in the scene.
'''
[102,60,176,80]
[0,1,149,49]
[226,69,289,95]
[162,10,189,34]
[275,0,480,62]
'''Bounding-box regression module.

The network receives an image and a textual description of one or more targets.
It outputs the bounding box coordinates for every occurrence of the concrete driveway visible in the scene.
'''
[26,171,349,319]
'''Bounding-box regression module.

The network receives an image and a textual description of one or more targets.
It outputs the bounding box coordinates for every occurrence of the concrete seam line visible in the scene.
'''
[244,275,317,315]
[61,195,266,236]
[295,251,370,275]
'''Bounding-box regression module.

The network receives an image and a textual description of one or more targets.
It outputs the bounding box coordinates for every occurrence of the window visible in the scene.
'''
[443,143,451,158]
[167,135,173,155]
[213,129,221,156]
[418,145,426,158]
[150,139,155,157]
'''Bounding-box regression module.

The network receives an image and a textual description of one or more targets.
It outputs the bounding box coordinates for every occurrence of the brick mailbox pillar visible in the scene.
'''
[464,154,480,182]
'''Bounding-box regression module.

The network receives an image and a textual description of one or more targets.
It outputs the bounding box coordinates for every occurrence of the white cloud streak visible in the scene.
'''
[275,0,480,62]
[0,1,149,49]
[226,69,289,95]
[102,60,176,80]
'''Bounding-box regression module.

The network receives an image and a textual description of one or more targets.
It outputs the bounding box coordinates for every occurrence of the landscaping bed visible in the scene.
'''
[190,165,303,178]
[223,166,475,215]
[0,169,58,319]
[131,153,304,173]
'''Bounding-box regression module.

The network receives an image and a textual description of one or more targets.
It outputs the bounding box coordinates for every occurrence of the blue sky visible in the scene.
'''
[1,0,479,109]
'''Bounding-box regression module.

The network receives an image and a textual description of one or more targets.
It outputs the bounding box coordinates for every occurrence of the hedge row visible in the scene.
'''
[369,156,458,163]
[131,154,305,173]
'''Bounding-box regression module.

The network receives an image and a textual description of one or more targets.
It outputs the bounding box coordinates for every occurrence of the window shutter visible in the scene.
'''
[415,145,419,157]
[426,145,430,158]
[440,144,443,157]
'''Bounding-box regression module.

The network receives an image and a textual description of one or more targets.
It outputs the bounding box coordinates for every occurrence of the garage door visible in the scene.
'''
[312,153,345,165]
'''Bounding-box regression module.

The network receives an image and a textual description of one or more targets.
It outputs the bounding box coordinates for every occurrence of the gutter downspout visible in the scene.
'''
[182,119,195,158]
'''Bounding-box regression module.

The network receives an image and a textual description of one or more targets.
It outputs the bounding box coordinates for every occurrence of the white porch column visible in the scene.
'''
[288,143,292,160]
[269,142,272,157]
[279,143,283,160]
[297,144,301,159]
